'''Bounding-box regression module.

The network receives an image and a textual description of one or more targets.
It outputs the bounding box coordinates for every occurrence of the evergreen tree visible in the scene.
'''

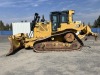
[0,20,5,30]
[9,23,12,30]
[97,16,100,27]
[93,20,97,27]
[93,16,100,28]
[4,24,10,30]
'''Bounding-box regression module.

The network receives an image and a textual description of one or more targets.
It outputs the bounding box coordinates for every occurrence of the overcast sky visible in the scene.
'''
[0,0,100,25]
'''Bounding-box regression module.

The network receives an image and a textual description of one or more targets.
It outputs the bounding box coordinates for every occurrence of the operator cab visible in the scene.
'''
[50,10,74,31]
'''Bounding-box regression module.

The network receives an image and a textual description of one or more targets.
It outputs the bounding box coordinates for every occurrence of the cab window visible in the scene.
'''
[61,14,68,23]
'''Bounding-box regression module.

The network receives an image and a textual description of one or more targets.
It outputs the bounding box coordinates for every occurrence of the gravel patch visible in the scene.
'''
[0,35,100,75]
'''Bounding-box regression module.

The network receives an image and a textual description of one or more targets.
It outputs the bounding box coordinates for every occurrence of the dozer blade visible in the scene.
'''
[6,36,21,56]
[6,39,15,56]
[6,33,26,56]
[6,38,23,56]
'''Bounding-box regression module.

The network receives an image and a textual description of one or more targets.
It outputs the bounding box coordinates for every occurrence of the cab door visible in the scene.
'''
[51,14,60,31]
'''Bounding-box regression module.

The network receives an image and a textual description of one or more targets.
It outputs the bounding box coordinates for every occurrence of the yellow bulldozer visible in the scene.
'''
[6,10,97,56]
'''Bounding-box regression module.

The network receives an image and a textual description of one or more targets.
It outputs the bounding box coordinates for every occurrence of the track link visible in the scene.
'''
[33,31,84,52]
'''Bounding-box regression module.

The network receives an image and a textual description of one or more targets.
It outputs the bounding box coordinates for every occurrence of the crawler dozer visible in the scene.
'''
[6,10,97,56]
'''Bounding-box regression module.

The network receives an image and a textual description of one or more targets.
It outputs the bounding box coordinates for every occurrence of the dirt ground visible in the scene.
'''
[0,35,100,75]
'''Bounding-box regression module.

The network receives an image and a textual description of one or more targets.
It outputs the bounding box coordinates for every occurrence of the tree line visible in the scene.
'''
[0,20,12,31]
[0,15,100,31]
